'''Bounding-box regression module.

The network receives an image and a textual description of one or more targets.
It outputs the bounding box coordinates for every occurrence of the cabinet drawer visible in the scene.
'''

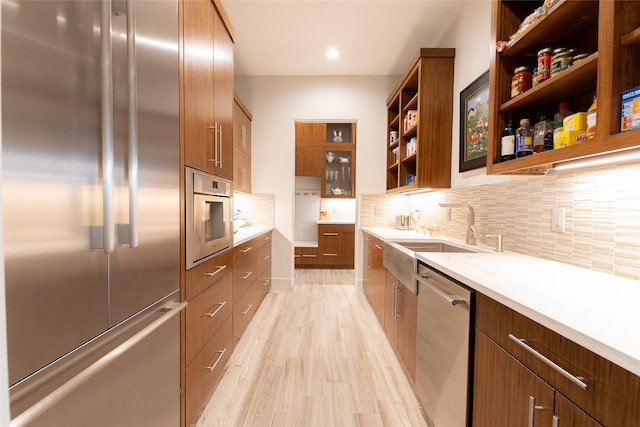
[185,272,232,365]
[296,247,319,266]
[476,293,640,427]
[256,241,271,275]
[232,282,256,346]
[233,237,257,264]
[318,224,342,246]
[185,316,232,425]
[185,250,233,301]
[256,264,271,306]
[318,245,341,265]
[232,254,256,303]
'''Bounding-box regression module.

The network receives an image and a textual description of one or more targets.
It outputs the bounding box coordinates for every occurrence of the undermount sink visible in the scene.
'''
[383,240,479,294]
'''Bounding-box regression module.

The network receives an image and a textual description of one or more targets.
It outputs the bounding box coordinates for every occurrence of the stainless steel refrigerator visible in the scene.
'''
[2,1,183,425]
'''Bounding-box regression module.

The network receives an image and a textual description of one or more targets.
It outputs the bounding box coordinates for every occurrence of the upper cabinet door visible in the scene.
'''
[211,5,234,179]
[183,0,234,178]
[295,122,325,146]
[183,0,215,174]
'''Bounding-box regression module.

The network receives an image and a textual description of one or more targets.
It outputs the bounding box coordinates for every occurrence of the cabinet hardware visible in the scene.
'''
[527,396,544,427]
[239,246,252,253]
[240,304,253,316]
[374,244,383,250]
[218,125,223,168]
[392,284,399,319]
[323,253,338,256]
[261,255,270,261]
[509,334,588,390]
[323,232,338,236]
[552,415,559,427]
[205,348,227,372]
[204,265,227,277]
[239,271,252,280]
[205,301,226,318]
[260,279,270,287]
[302,254,317,258]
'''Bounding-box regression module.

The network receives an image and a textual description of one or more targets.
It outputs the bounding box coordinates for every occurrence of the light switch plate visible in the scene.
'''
[552,207,565,232]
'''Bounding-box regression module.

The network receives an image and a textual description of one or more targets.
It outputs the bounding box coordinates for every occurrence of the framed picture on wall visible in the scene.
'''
[459,70,489,172]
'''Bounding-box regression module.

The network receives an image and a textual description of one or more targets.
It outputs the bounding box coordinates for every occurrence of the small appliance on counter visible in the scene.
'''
[396,214,412,230]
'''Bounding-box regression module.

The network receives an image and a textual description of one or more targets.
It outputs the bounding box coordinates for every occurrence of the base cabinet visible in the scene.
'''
[362,232,385,326]
[384,270,417,382]
[474,293,638,427]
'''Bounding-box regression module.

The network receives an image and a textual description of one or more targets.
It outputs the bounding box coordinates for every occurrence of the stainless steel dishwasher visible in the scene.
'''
[415,260,474,427]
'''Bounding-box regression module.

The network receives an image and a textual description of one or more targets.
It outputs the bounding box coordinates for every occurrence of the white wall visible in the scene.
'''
[449,0,516,189]
[235,75,397,291]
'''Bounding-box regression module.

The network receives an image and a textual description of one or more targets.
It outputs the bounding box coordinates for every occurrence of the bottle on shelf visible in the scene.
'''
[533,116,553,153]
[587,95,597,140]
[553,103,573,148]
[515,118,533,158]
[500,111,516,161]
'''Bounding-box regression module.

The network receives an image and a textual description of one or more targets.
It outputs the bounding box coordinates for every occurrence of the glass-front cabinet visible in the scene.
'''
[323,149,354,197]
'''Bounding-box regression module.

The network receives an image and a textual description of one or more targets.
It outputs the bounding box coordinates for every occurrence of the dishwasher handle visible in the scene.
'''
[415,273,467,306]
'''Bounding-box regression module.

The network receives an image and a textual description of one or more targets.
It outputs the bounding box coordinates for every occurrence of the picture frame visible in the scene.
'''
[459,70,489,172]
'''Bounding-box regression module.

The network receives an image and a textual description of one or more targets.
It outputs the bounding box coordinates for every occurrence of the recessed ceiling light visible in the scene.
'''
[326,48,339,59]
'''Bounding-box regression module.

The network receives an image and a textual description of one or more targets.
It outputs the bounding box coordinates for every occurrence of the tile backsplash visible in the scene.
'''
[362,162,640,280]
[233,192,275,227]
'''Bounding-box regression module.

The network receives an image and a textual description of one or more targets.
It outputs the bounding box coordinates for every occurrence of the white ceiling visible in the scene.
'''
[221,0,465,77]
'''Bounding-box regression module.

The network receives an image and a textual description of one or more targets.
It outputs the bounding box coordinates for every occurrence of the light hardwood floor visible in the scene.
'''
[195,269,427,427]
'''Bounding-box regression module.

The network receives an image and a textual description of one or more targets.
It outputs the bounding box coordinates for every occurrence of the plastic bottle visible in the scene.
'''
[553,103,572,148]
[500,111,516,161]
[515,118,533,158]
[533,116,552,153]
[587,95,597,140]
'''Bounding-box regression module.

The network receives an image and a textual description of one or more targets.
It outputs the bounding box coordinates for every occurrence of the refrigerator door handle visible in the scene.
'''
[126,0,139,248]
[101,0,115,254]
[9,301,187,427]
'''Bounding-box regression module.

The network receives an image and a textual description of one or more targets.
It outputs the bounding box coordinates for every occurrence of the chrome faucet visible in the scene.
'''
[484,231,504,252]
[439,202,477,245]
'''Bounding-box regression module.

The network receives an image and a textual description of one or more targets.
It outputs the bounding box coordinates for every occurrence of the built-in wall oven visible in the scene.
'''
[185,167,232,269]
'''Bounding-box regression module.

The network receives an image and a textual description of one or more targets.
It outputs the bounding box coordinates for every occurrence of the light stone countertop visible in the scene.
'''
[361,226,640,377]
[233,225,273,247]
[316,220,356,224]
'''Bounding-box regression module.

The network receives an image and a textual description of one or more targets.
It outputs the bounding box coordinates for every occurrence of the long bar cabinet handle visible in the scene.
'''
[260,280,270,287]
[552,415,559,427]
[240,304,253,316]
[323,232,338,236]
[101,0,115,254]
[205,301,226,318]
[374,244,383,250]
[218,125,223,168]
[527,396,544,427]
[239,271,252,280]
[205,348,227,372]
[204,265,227,277]
[126,0,139,248]
[261,255,270,261]
[509,334,588,390]
[240,246,253,253]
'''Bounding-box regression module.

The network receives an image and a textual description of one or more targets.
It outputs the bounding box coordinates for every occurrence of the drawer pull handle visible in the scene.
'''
[264,236,271,241]
[323,232,338,236]
[204,265,227,277]
[261,255,270,261]
[294,254,301,258]
[205,301,227,318]
[509,334,588,390]
[364,237,371,242]
[323,253,338,256]
[260,279,270,287]
[527,396,544,427]
[240,304,253,316]
[374,244,383,250]
[205,348,227,372]
[240,246,253,253]
[239,271,252,280]
[302,254,317,258]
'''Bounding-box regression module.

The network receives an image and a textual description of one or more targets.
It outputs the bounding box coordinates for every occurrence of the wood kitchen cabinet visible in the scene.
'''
[362,231,385,325]
[317,223,354,268]
[183,0,234,179]
[487,1,640,174]
[232,94,252,193]
[386,49,454,192]
[384,270,417,382]
[295,122,324,176]
[473,293,640,427]
[183,250,234,426]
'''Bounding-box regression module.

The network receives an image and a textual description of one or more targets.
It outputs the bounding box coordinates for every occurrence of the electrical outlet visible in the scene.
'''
[552,207,565,232]
[374,206,384,217]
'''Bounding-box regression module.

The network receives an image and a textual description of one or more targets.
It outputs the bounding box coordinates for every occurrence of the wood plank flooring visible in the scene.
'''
[195,269,427,427]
